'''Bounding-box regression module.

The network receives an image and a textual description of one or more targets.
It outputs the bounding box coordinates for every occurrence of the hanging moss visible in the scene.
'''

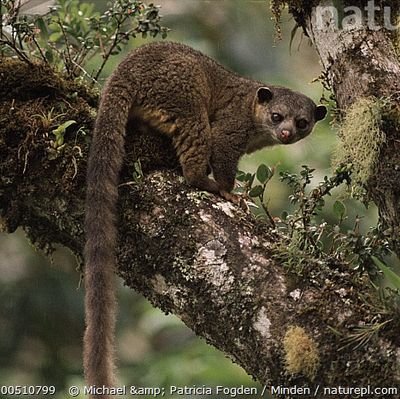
[270,0,321,37]
[332,97,389,193]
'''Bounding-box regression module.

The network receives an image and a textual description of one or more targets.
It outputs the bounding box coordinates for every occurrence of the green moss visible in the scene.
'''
[332,97,388,191]
[0,57,97,253]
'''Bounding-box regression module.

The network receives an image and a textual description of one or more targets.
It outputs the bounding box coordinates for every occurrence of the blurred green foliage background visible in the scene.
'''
[0,1,378,398]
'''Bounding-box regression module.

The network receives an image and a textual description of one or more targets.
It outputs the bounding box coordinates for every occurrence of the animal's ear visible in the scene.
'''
[257,87,273,104]
[315,105,327,121]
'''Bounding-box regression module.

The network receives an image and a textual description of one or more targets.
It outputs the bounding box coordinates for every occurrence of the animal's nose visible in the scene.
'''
[279,129,292,143]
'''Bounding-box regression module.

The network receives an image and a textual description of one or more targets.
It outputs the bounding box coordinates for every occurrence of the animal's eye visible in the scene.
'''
[271,113,283,123]
[297,119,309,130]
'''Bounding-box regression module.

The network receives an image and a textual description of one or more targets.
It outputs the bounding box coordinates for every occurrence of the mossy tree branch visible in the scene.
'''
[0,58,399,398]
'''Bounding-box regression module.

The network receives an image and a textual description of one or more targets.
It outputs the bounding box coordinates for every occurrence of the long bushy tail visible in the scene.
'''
[83,79,133,397]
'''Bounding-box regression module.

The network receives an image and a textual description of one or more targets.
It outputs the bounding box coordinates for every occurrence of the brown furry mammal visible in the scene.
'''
[84,41,327,397]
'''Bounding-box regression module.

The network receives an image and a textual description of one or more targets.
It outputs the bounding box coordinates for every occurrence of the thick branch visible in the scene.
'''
[0,57,399,398]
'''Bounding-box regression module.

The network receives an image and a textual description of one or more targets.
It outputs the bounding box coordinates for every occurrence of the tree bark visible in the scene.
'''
[0,52,399,398]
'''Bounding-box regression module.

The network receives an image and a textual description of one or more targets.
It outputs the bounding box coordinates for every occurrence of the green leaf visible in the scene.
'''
[333,200,346,220]
[44,49,54,63]
[52,120,77,145]
[249,185,264,198]
[246,172,255,186]
[58,120,77,131]
[49,32,63,42]
[256,164,272,185]
[289,23,299,54]
[372,256,400,290]
[37,17,49,40]
[236,170,247,182]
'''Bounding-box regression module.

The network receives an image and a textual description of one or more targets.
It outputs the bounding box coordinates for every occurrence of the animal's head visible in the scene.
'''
[254,86,327,145]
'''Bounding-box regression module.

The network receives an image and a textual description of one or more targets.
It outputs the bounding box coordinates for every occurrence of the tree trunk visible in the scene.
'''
[285,0,400,253]
[0,47,399,398]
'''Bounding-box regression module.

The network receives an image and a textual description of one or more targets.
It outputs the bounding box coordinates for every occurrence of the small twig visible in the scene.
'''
[31,34,48,64]
[57,18,73,77]
[93,13,130,81]
[70,59,98,85]
[93,31,120,81]
[74,46,91,73]
[260,201,276,227]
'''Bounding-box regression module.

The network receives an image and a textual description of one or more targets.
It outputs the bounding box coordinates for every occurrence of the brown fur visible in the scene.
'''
[84,41,326,397]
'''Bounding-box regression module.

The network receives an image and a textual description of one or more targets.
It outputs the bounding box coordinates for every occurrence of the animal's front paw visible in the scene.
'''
[219,191,249,212]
